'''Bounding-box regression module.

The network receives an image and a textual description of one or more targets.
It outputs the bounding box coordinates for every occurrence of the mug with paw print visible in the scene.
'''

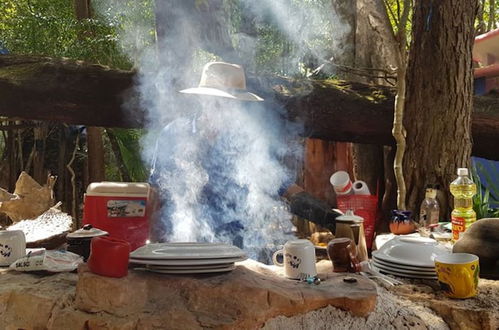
[0,230,26,266]
[272,239,317,279]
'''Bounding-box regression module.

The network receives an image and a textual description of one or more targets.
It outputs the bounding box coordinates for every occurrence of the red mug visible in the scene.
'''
[87,236,130,278]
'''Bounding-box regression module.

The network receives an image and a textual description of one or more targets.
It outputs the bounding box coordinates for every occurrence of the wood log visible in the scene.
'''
[1,55,498,160]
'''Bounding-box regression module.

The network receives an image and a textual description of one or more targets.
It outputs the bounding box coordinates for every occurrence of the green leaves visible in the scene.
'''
[471,162,499,219]
[0,0,155,70]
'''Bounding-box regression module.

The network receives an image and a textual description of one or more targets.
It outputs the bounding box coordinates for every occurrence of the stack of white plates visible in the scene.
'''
[130,242,247,274]
[371,236,449,279]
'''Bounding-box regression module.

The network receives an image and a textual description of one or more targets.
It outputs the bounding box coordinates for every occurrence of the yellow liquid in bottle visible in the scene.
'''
[450,183,477,241]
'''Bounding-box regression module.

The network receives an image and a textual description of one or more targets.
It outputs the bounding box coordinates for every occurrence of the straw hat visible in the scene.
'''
[179,62,263,102]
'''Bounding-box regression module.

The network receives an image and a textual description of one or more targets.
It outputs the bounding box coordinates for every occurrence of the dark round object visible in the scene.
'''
[453,218,499,279]
[67,236,93,261]
[66,224,108,261]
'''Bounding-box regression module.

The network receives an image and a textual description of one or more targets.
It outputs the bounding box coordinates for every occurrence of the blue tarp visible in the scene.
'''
[472,156,499,208]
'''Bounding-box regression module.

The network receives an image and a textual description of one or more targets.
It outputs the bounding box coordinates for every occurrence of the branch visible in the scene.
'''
[392,0,412,210]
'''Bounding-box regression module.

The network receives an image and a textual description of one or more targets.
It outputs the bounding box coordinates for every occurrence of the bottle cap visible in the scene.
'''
[425,189,437,199]
[457,168,468,176]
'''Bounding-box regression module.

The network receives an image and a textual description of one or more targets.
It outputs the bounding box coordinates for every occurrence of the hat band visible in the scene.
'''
[198,85,246,93]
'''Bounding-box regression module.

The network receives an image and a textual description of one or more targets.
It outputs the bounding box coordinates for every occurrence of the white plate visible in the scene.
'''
[144,265,236,274]
[372,255,436,272]
[372,265,437,280]
[372,236,449,268]
[129,256,245,266]
[130,242,247,260]
[146,263,234,270]
[373,260,436,276]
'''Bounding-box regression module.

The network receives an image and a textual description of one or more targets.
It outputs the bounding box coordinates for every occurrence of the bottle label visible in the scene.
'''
[451,216,466,241]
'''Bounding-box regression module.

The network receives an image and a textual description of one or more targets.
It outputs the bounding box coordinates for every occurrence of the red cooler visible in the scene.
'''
[82,182,150,251]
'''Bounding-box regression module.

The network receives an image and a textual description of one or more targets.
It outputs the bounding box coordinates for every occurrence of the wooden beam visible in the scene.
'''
[1,55,498,160]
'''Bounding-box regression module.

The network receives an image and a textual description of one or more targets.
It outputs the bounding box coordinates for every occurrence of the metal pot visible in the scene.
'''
[66,224,108,261]
[335,210,368,262]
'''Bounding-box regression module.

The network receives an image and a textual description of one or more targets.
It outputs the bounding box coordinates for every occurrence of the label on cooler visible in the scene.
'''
[107,200,146,217]
[451,216,466,241]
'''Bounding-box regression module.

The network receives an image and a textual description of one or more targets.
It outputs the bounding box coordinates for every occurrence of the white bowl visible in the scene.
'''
[372,236,449,268]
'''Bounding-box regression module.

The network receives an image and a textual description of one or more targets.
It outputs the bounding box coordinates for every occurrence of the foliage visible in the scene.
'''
[476,0,499,33]
[107,128,148,182]
[225,0,335,77]
[471,163,499,219]
[0,0,154,183]
[383,0,412,47]
[0,0,127,68]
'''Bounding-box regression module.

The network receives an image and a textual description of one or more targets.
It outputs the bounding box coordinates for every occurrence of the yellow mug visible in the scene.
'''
[434,253,479,299]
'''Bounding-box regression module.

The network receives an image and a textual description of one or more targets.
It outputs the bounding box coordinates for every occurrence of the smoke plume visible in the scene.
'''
[95,0,350,261]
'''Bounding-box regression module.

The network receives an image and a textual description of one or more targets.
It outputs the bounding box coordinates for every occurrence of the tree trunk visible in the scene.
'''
[352,0,399,202]
[403,0,479,217]
[86,126,106,183]
[32,122,48,185]
[74,0,106,184]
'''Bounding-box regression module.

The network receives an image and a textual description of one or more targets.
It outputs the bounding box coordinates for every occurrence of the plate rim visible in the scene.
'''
[129,256,246,266]
[372,265,437,279]
[144,265,236,274]
[130,243,246,260]
[372,250,438,268]
[145,263,234,270]
[372,260,436,276]
[372,256,436,272]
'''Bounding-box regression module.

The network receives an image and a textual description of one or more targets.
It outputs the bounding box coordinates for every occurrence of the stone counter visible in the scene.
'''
[0,260,377,330]
[1,260,497,329]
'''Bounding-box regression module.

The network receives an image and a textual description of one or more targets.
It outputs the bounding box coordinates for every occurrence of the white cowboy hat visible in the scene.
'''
[179,62,263,102]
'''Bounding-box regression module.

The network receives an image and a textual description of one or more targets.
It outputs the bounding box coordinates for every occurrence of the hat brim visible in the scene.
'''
[179,87,263,102]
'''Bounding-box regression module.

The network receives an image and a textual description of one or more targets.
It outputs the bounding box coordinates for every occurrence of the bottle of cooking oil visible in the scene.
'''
[450,168,477,241]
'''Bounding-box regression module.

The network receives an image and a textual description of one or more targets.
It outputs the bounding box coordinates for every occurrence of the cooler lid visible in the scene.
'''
[86,182,150,197]
[67,224,108,238]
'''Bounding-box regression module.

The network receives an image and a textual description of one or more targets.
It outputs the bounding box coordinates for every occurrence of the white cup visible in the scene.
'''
[0,230,26,266]
[272,239,317,279]
[330,171,353,195]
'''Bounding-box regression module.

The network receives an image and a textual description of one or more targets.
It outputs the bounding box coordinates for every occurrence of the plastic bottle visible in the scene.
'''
[450,168,477,241]
[419,184,440,228]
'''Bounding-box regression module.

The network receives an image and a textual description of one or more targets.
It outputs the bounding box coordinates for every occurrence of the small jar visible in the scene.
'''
[389,210,416,235]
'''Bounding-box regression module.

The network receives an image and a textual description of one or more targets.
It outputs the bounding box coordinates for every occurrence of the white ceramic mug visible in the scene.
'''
[330,171,353,195]
[0,230,26,266]
[272,239,317,279]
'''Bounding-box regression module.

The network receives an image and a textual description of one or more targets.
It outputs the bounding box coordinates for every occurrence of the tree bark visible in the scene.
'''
[403,0,479,216]
[86,126,105,183]
[32,122,49,185]
[352,0,399,197]
[74,0,106,184]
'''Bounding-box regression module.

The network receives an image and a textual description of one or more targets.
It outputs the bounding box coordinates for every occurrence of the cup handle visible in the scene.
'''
[348,248,361,273]
[272,249,284,267]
